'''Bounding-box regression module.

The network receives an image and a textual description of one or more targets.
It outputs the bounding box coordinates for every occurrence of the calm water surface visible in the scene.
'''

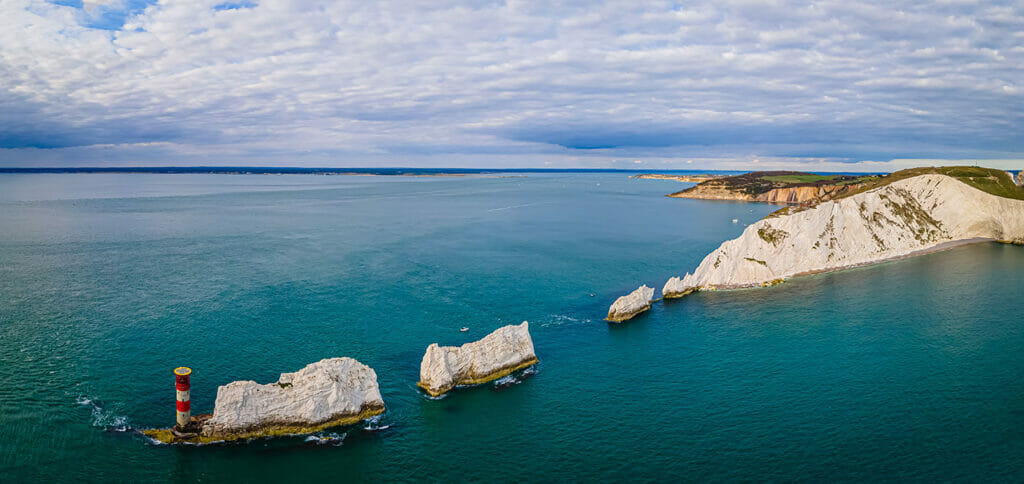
[0,173,1022,481]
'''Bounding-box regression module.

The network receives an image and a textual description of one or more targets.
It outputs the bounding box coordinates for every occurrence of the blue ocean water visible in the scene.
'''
[0,173,1022,481]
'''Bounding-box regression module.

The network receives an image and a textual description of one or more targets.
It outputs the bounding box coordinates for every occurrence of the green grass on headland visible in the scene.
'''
[681,171,880,197]
[834,166,1024,201]
[760,174,840,184]
[835,176,881,186]
[765,165,1024,218]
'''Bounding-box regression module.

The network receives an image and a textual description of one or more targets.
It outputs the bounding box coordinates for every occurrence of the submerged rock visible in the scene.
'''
[606,285,655,322]
[198,357,385,441]
[418,321,538,397]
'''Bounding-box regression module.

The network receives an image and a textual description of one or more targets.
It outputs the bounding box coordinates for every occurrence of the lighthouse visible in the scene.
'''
[174,367,192,428]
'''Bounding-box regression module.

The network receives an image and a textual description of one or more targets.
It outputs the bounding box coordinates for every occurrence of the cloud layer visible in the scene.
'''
[1,0,1022,168]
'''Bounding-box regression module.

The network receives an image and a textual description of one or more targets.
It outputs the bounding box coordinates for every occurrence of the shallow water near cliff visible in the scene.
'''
[1,173,1023,481]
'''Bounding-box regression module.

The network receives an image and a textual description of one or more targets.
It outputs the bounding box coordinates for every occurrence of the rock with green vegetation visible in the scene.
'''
[663,168,1024,295]
[198,357,385,441]
[667,171,878,205]
[606,285,655,322]
[418,321,538,397]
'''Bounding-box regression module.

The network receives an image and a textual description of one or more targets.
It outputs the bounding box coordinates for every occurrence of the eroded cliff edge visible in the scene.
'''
[664,172,1024,297]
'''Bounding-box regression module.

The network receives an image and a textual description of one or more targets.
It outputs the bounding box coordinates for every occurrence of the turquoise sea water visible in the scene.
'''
[1,173,1022,481]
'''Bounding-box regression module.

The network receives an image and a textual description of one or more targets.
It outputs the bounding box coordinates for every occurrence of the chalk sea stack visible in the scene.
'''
[663,167,1024,295]
[144,357,385,444]
[606,285,655,322]
[662,276,694,299]
[418,321,538,397]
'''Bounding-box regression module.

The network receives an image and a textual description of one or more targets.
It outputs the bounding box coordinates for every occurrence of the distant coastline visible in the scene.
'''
[0,167,745,176]
[629,173,724,182]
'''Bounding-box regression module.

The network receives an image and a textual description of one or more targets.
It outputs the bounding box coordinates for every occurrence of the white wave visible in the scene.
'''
[305,432,347,446]
[77,395,131,432]
[493,374,517,386]
[362,415,391,431]
[493,366,537,390]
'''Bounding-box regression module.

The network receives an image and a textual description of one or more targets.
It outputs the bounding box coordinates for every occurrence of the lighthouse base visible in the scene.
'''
[142,414,213,444]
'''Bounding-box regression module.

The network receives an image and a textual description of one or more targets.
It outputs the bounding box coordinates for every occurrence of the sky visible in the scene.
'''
[1,0,1022,171]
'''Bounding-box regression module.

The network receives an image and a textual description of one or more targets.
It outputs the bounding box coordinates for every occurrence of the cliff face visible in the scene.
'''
[418,322,538,397]
[671,182,865,204]
[1016,170,1024,186]
[199,358,385,440]
[664,174,1024,296]
[756,183,864,204]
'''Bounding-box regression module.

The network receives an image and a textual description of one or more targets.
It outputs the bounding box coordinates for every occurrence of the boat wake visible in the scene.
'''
[539,314,590,328]
[487,202,547,212]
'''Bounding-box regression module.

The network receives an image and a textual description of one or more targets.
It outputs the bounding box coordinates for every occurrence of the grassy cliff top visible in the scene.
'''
[679,171,879,196]
[833,166,1024,201]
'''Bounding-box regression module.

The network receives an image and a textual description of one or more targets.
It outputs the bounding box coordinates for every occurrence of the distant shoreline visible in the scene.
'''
[0,167,733,176]
[629,173,725,182]
[0,167,872,176]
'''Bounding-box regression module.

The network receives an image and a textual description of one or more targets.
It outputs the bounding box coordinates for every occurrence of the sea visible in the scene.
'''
[0,172,1022,481]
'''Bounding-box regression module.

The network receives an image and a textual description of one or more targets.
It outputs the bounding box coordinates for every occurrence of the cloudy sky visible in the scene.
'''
[2,0,1022,170]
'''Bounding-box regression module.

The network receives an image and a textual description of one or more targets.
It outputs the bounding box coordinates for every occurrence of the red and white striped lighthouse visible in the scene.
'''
[174,367,191,428]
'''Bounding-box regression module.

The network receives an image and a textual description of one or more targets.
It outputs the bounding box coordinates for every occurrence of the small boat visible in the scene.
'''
[589,293,595,297]
[732,219,738,223]
[460,327,469,332]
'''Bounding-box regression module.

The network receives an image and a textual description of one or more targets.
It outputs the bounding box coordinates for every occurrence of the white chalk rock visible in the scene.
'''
[418,321,538,397]
[665,174,1024,292]
[201,357,385,438]
[606,285,655,322]
[662,274,695,299]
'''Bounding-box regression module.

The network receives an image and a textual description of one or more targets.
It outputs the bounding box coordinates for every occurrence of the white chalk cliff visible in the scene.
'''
[664,174,1024,296]
[201,357,385,439]
[418,321,538,397]
[606,284,655,322]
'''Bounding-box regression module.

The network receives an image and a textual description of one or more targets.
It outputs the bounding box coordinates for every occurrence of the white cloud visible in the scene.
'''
[0,0,1021,169]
